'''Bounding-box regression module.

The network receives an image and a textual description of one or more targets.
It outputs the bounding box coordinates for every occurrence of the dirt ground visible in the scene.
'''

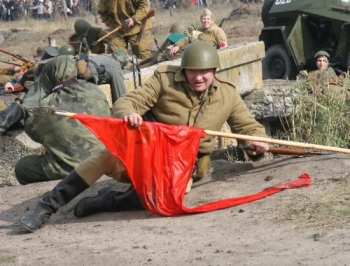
[2,2,350,265]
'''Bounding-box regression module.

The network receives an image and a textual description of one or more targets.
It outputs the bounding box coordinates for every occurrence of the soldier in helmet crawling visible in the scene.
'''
[0,44,76,135]
[19,41,269,232]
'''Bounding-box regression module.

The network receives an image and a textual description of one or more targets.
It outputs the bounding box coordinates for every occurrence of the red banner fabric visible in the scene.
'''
[71,114,312,216]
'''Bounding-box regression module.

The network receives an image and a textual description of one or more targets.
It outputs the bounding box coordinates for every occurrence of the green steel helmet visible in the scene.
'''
[314,50,330,59]
[181,41,221,69]
[58,44,76,56]
[169,22,187,34]
[74,19,91,37]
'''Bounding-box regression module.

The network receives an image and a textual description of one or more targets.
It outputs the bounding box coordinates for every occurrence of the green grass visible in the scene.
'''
[0,249,17,264]
[283,73,350,148]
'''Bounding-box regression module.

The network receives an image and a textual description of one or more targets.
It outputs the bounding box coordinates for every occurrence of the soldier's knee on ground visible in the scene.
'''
[75,148,123,185]
[193,154,211,182]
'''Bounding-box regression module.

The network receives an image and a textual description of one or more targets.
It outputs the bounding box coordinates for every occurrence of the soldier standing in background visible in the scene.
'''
[97,0,153,59]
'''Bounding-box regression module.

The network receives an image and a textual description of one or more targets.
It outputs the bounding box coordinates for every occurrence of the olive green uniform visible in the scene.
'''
[175,24,227,51]
[98,0,152,59]
[15,56,111,184]
[301,68,349,99]
[73,65,266,186]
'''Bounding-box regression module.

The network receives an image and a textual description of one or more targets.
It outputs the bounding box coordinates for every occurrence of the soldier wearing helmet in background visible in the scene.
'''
[138,21,188,67]
[19,41,268,233]
[298,50,349,98]
[97,0,153,60]
[169,8,227,58]
[0,45,80,136]
[0,43,127,135]
[69,19,107,54]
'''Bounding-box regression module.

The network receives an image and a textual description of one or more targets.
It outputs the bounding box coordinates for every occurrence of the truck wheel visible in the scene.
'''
[261,0,275,26]
[262,44,296,79]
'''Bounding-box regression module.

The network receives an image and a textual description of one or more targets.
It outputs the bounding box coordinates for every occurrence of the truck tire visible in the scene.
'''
[261,0,275,26]
[262,44,296,79]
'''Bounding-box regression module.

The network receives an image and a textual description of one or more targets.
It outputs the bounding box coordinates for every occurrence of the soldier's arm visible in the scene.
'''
[174,35,191,49]
[132,0,150,24]
[213,26,227,47]
[111,70,162,118]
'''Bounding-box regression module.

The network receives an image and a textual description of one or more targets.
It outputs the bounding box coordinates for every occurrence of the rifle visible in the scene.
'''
[0,48,34,73]
[154,37,160,50]
[239,145,334,156]
[219,18,226,28]
[0,83,24,95]
[137,9,156,42]
[93,9,156,46]
[131,54,141,90]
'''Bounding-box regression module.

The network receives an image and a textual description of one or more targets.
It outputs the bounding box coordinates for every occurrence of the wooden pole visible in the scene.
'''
[205,130,350,155]
[52,110,350,155]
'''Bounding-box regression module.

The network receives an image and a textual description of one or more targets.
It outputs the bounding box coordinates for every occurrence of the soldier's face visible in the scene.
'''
[185,68,215,92]
[316,56,328,70]
[200,15,212,29]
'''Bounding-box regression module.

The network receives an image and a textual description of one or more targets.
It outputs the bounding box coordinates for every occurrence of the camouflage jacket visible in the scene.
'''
[112,65,266,154]
[22,56,111,179]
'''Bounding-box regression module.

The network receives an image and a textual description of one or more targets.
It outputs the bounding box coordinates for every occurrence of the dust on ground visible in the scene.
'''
[2,2,350,266]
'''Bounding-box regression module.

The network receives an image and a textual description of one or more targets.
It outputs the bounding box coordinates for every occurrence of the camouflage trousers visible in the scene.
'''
[15,154,74,184]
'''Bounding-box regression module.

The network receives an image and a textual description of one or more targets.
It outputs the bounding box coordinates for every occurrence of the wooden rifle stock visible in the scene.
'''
[0,48,34,72]
[137,9,156,42]
[93,10,155,46]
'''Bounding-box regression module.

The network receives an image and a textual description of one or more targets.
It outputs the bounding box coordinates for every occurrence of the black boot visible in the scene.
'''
[74,187,144,218]
[0,102,24,134]
[19,170,89,232]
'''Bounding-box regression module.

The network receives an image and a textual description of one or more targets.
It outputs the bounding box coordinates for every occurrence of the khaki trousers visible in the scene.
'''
[75,148,211,188]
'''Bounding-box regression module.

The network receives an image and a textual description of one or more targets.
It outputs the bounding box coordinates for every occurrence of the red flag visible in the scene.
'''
[71,114,312,216]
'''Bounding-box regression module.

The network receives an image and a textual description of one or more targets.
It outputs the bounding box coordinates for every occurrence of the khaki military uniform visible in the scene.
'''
[75,65,266,187]
[302,68,350,99]
[0,99,6,111]
[175,24,227,50]
[98,0,152,59]
[0,75,12,86]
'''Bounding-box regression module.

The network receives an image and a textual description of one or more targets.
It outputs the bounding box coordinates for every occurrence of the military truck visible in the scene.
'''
[259,0,350,79]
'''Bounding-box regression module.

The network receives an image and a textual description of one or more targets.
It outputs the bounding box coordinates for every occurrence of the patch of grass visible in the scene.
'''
[285,74,350,147]
[0,249,17,264]
[263,174,350,228]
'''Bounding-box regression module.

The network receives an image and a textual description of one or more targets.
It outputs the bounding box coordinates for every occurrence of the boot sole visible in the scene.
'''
[19,221,38,233]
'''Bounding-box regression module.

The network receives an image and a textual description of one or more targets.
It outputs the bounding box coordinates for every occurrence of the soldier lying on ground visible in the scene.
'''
[14,56,112,185]
[19,41,269,232]
[0,44,127,135]
[138,22,191,68]
[169,8,227,59]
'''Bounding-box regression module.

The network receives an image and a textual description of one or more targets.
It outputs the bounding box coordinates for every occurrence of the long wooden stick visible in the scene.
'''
[53,110,350,155]
[205,130,350,154]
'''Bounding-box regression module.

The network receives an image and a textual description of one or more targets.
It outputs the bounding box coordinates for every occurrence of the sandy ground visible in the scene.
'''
[2,154,350,265]
[2,2,350,266]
